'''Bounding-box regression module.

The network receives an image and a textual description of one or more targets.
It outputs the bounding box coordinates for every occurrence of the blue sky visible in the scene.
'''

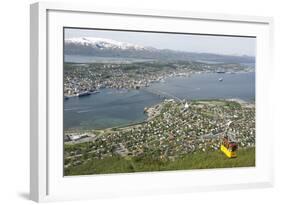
[65,28,256,56]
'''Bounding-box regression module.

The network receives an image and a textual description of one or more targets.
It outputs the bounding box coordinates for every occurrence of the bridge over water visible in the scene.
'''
[144,87,183,102]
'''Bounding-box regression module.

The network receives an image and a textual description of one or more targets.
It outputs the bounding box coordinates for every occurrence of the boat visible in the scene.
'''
[76,91,91,97]
[90,90,100,94]
[219,78,223,82]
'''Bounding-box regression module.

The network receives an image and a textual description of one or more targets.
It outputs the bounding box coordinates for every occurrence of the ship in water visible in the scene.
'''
[76,90,100,97]
[219,78,223,82]
[76,91,91,97]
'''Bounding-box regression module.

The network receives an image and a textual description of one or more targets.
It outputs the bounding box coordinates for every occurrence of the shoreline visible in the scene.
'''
[64,70,255,98]
[64,98,255,140]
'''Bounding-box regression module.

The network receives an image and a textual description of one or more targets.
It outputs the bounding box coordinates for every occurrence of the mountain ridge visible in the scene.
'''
[64,37,255,63]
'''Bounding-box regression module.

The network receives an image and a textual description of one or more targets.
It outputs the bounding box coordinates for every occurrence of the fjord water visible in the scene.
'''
[64,72,255,130]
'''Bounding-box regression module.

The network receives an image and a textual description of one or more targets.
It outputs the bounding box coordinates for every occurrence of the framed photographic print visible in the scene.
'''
[30,2,274,202]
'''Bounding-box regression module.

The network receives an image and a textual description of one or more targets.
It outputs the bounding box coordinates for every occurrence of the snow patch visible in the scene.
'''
[65,37,146,50]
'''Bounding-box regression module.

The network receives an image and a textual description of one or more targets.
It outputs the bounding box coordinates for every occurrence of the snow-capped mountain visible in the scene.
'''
[64,37,255,63]
[65,37,147,51]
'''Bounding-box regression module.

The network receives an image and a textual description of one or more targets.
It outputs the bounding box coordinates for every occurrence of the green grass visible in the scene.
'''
[64,147,255,176]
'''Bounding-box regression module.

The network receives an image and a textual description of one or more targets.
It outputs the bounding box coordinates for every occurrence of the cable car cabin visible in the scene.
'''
[220,136,238,158]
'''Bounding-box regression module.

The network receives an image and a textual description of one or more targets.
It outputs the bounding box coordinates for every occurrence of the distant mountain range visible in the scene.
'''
[64,37,255,64]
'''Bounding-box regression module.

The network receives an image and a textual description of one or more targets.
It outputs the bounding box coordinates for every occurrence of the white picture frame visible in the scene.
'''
[30,2,274,202]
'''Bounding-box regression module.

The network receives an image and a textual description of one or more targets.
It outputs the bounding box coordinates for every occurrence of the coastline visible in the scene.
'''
[65,98,255,144]
[64,70,255,98]
[64,97,255,135]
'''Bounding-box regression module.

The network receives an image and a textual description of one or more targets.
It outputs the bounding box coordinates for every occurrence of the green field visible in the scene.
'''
[64,147,255,176]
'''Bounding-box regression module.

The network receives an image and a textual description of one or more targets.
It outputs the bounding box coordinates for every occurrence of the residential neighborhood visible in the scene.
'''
[64,99,255,169]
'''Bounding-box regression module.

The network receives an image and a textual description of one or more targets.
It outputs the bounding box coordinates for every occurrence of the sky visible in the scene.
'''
[65,28,256,56]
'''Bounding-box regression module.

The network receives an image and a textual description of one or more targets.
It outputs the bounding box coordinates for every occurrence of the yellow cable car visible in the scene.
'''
[220,136,238,158]
[220,121,238,158]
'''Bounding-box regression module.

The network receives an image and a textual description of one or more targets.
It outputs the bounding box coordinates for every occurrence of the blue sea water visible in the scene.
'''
[64,72,255,130]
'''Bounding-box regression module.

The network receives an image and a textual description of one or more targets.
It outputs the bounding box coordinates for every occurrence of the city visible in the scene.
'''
[63,30,256,175]
[64,99,255,174]
[64,61,254,97]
